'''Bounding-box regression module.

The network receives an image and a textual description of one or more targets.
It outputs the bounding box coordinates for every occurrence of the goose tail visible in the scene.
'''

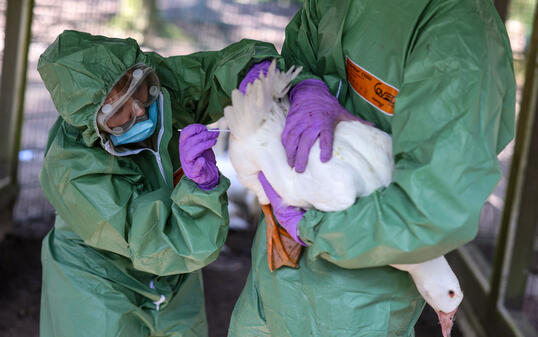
[223,60,302,139]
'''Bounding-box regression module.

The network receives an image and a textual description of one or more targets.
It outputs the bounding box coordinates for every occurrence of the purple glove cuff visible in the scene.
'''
[289,78,327,102]
[289,78,359,122]
[196,176,219,191]
[290,78,375,125]
[239,60,272,94]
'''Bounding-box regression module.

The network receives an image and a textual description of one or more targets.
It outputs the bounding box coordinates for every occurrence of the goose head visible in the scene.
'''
[411,257,464,337]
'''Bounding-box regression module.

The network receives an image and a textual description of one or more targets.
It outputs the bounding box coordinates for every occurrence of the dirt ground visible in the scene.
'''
[0,225,463,337]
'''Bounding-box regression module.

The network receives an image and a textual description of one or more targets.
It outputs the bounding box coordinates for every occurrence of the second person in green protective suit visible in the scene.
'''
[228,0,516,336]
[37,30,279,337]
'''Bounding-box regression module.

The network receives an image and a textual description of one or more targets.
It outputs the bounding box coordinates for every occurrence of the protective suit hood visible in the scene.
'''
[37,30,153,147]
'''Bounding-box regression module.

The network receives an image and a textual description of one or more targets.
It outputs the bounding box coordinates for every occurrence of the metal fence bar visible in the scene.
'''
[449,2,538,336]
[0,0,34,238]
[503,74,538,311]
[489,0,537,308]
[489,9,536,310]
[489,0,538,315]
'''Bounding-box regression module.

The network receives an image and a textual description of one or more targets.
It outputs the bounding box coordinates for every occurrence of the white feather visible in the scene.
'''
[224,60,463,315]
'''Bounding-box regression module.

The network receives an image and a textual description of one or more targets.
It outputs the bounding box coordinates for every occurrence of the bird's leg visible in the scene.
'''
[263,204,277,271]
[263,204,290,271]
[261,204,303,272]
[173,168,184,187]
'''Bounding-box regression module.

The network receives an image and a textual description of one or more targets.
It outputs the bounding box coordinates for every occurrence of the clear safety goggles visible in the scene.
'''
[97,64,160,136]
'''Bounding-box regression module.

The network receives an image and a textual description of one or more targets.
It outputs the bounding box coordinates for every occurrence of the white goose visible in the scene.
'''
[224,61,463,337]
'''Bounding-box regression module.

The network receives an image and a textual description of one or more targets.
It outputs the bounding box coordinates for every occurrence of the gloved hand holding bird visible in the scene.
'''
[224,60,463,337]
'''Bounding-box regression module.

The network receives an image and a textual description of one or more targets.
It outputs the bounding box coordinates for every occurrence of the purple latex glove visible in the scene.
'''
[179,124,219,190]
[239,60,272,94]
[282,79,374,173]
[258,171,306,246]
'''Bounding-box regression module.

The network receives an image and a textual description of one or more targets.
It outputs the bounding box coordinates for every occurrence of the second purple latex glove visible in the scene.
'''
[239,60,272,94]
[282,79,373,173]
[258,171,306,246]
[179,124,219,190]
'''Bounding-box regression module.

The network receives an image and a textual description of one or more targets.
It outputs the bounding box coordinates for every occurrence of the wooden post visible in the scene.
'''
[0,0,34,239]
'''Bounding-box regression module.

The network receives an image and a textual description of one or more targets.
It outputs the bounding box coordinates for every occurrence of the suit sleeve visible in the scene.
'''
[145,39,283,127]
[40,122,231,275]
[281,0,350,86]
[296,8,516,268]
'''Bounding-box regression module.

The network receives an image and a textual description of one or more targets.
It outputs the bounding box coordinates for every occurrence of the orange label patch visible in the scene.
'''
[346,57,399,116]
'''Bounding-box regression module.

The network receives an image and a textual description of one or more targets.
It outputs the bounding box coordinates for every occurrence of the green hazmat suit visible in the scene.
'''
[228,0,516,336]
[37,30,279,337]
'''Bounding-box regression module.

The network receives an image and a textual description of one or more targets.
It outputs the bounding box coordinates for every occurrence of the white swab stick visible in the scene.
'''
[177,128,230,132]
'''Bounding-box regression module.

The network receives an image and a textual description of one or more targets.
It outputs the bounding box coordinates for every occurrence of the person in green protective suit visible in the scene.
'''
[37,30,279,337]
[228,0,516,336]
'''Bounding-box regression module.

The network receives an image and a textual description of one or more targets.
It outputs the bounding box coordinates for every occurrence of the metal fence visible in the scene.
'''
[11,0,299,236]
[448,2,538,335]
[2,0,537,335]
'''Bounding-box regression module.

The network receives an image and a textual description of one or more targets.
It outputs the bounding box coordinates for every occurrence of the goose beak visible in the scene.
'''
[437,308,457,337]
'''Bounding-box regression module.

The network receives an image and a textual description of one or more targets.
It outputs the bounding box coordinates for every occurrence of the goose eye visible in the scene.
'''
[448,290,455,298]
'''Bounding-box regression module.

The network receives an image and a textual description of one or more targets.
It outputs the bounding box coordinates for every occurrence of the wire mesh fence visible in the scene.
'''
[11,0,299,236]
[2,0,537,334]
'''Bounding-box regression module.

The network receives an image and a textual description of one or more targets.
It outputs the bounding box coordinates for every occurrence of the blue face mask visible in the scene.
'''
[110,100,159,146]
